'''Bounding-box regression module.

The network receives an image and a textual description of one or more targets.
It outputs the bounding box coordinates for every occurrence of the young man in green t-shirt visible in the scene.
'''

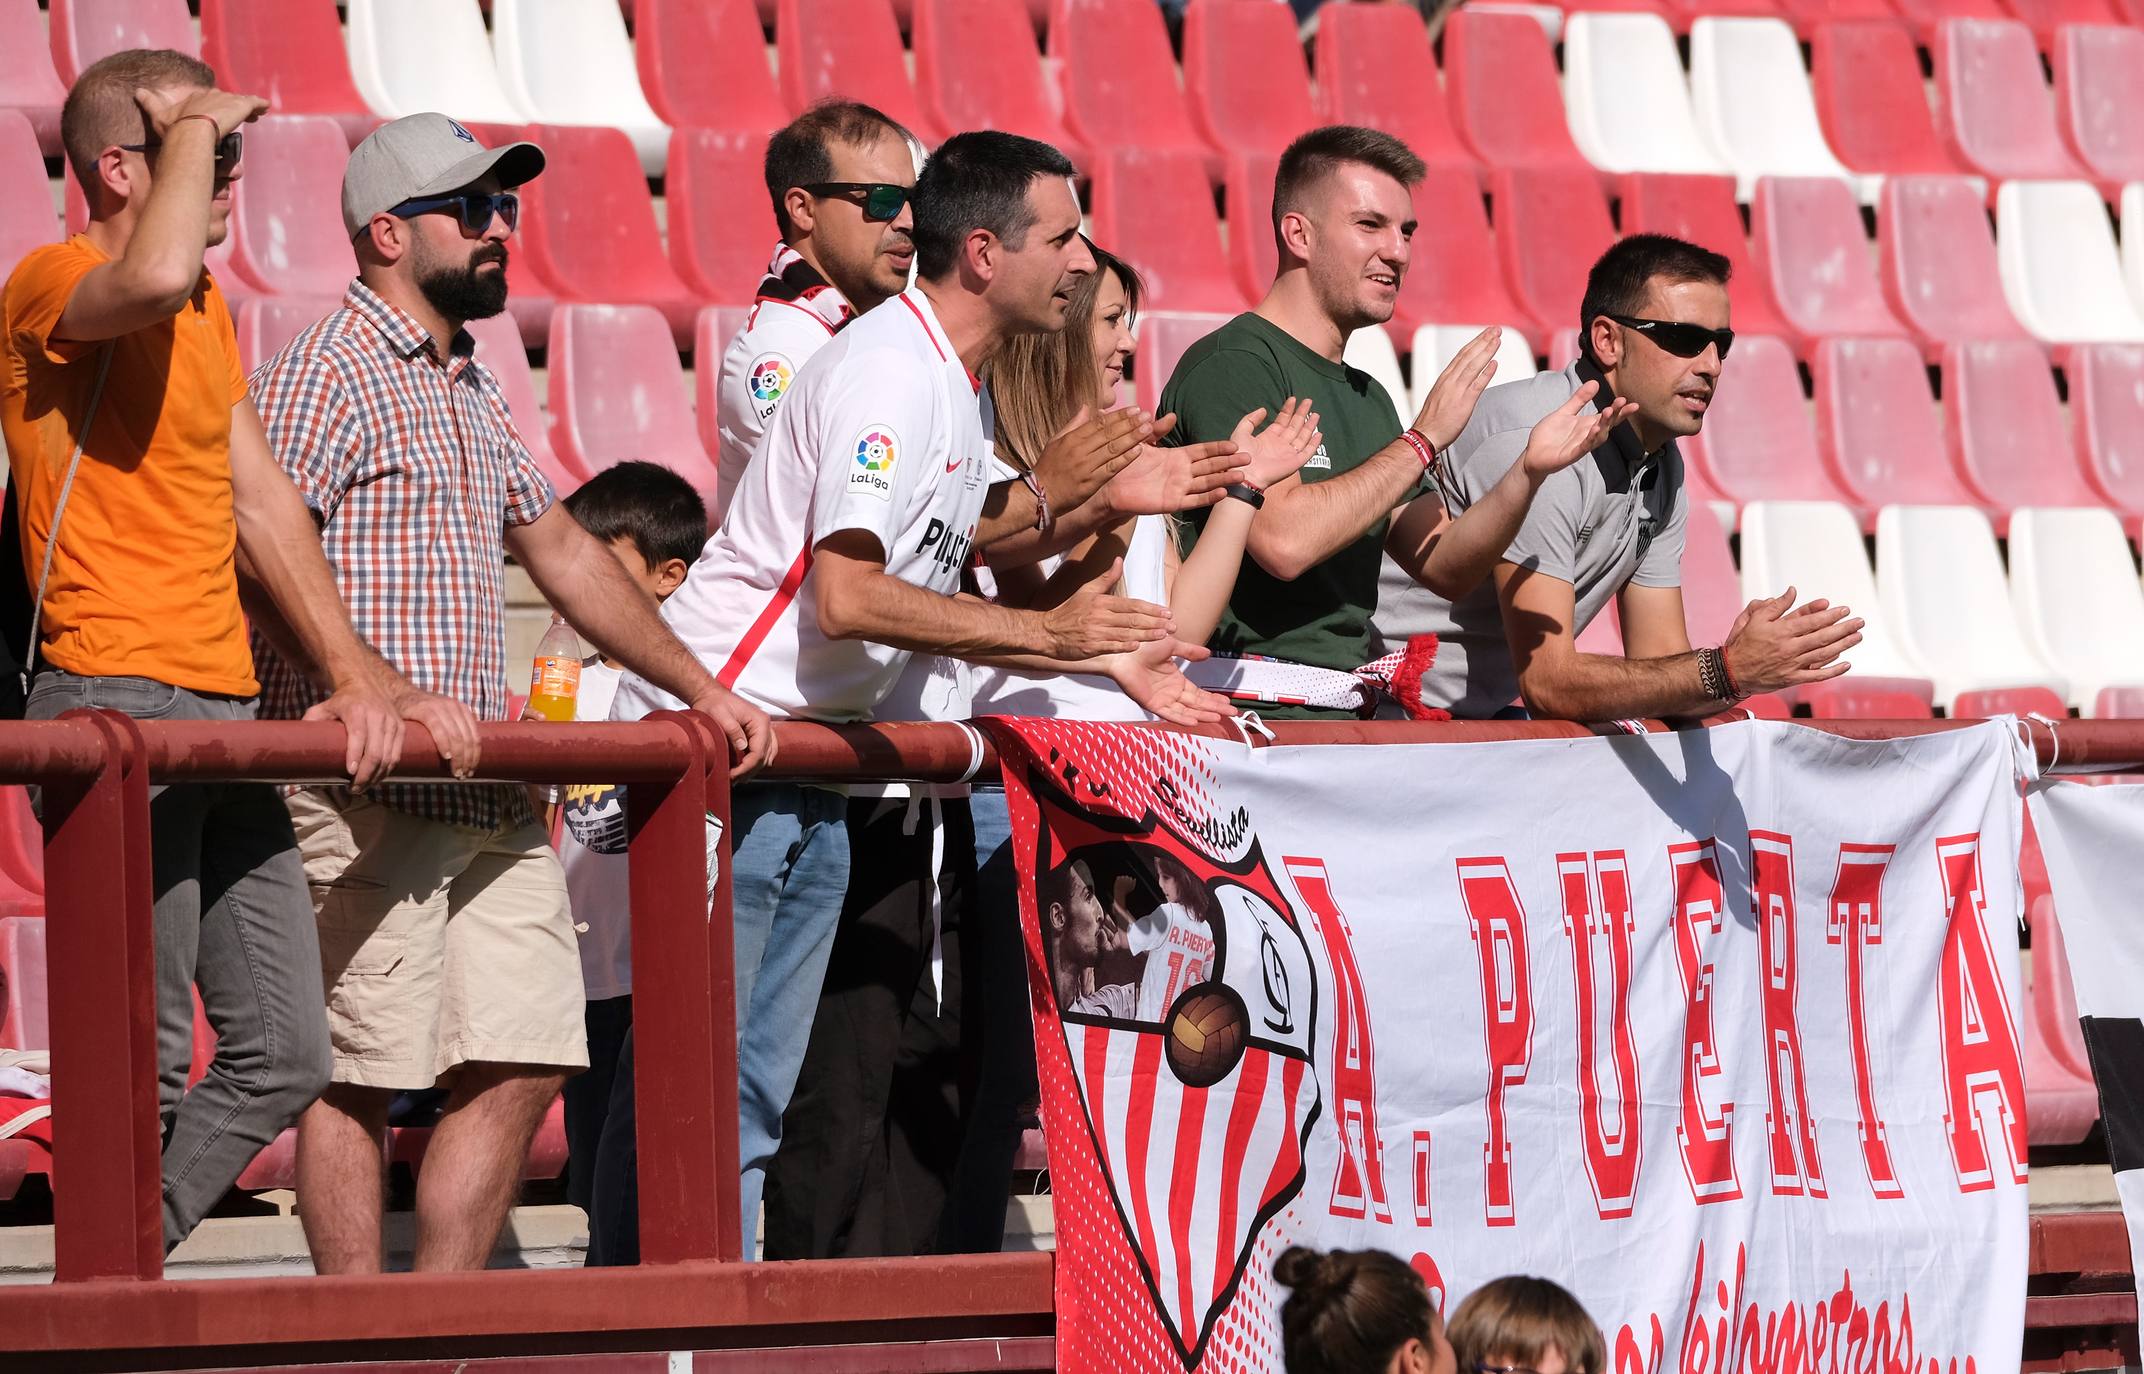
[1162,126,1631,716]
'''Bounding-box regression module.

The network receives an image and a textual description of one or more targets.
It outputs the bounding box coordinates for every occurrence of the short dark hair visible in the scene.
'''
[1578,233,1733,342]
[1275,1246,1437,1374]
[911,131,1078,281]
[561,461,709,569]
[763,100,914,241]
[62,48,218,194]
[1271,125,1427,254]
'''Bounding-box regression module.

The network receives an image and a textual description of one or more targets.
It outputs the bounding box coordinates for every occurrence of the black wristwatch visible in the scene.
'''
[1223,482,1266,509]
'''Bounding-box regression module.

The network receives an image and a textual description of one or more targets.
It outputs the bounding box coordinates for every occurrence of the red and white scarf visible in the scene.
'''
[754,241,855,333]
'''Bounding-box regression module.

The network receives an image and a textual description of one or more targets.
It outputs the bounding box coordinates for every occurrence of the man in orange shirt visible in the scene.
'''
[0,48,474,1251]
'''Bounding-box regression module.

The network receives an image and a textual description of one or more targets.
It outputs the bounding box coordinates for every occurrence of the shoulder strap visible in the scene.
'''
[20,344,115,696]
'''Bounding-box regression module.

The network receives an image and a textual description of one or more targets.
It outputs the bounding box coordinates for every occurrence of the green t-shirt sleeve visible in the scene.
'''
[1158,348,1289,450]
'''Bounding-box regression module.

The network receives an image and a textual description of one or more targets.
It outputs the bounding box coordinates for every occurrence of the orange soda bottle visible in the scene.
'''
[527,613,582,722]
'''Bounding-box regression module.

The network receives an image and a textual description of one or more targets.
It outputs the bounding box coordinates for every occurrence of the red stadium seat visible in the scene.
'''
[1876,175,2031,358]
[694,303,753,469]
[201,0,379,149]
[1934,18,2091,190]
[2053,25,2144,200]
[2023,894,2100,1146]
[1772,0,1902,38]
[1943,339,2104,523]
[1489,168,1617,347]
[913,0,1083,164]
[666,129,778,306]
[514,124,700,347]
[48,0,197,85]
[547,305,720,497]
[466,312,584,498]
[2004,0,2120,46]
[0,787,43,909]
[1135,311,1232,414]
[1740,693,1794,719]
[223,116,356,300]
[1810,22,1969,181]
[1182,0,1316,163]
[777,0,943,144]
[1803,682,1938,717]
[1224,152,1278,311]
[2095,686,2144,718]
[1680,498,1747,647]
[1749,177,1908,356]
[1088,148,1244,315]
[0,111,58,284]
[1313,4,1478,174]
[1442,10,1596,178]
[1615,173,1791,339]
[1051,0,1217,177]
[1954,685,2070,717]
[1813,336,1980,523]
[2069,343,2144,521]
[1888,0,2007,40]
[634,0,786,143]
[0,917,47,1048]
[1393,165,1529,343]
[1679,335,1843,506]
[0,0,66,157]
[235,295,336,372]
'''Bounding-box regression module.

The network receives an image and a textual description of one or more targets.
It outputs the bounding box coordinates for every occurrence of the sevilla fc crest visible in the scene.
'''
[1013,733,1322,1369]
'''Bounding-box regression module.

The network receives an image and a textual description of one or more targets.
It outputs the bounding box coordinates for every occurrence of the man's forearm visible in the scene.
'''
[1522,651,1722,722]
[1249,441,1424,580]
[824,575,1052,660]
[1414,461,1546,601]
[977,480,1127,567]
[532,538,721,706]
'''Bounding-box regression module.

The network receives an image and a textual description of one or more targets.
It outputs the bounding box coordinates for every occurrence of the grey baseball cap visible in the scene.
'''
[341,114,545,239]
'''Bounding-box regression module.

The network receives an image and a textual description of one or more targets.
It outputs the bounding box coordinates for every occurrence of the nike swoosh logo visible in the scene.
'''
[946,455,965,473]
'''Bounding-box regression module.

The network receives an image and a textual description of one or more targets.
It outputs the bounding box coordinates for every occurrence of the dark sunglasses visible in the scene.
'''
[385,190,520,237]
[1607,314,1734,360]
[120,129,243,173]
[802,181,912,223]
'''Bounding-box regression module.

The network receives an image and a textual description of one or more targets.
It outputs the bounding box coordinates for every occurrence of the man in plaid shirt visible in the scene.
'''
[249,115,773,1275]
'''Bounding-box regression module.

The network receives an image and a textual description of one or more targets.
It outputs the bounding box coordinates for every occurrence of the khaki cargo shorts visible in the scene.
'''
[287,787,588,1089]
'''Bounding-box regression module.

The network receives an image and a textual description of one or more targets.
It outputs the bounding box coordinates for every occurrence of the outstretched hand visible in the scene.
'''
[1412,326,1502,451]
[1043,557,1174,659]
[1105,637,1238,726]
[1031,406,1156,519]
[1519,381,1641,480]
[1101,412,1247,515]
[1227,397,1322,491]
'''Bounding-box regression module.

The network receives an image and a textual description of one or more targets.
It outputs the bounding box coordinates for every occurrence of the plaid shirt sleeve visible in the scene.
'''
[250,352,365,521]
[473,364,554,527]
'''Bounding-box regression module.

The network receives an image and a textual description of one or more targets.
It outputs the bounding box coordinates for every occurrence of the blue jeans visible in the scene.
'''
[587,781,850,1263]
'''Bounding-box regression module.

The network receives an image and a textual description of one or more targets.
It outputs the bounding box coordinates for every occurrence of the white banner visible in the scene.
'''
[987,718,2033,1374]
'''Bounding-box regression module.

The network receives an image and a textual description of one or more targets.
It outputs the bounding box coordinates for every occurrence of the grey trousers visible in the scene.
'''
[30,671,331,1249]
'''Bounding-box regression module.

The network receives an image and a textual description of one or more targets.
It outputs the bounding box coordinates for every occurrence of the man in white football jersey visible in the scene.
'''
[712,101,919,520]
[603,131,1227,1261]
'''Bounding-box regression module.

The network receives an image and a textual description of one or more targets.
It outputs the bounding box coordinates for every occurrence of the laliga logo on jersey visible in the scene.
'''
[850,425,898,501]
[748,355,792,419]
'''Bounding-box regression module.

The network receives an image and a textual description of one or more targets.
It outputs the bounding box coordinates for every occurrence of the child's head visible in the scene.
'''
[1275,1246,1454,1374]
[1446,1277,1605,1374]
[560,461,709,602]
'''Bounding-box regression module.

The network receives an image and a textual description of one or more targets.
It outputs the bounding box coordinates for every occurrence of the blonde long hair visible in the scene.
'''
[988,239,1145,471]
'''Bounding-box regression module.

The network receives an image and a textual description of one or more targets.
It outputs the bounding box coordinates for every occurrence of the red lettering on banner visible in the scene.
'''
[1290,857,1392,1222]
[1827,844,1905,1200]
[1935,833,2027,1191]
[1411,1131,1433,1226]
[1750,832,1826,1198]
[1459,857,1534,1226]
[1559,850,1643,1219]
[1668,840,1741,1204]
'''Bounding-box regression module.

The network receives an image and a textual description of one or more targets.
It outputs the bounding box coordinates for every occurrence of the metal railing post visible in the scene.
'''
[44,709,161,1280]
[695,712,744,1262]
[625,710,723,1264]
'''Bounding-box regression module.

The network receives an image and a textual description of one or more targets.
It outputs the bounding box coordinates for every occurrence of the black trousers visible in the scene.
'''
[761,794,973,1260]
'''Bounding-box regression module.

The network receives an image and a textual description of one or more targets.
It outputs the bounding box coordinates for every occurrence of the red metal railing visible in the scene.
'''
[0,710,2137,1369]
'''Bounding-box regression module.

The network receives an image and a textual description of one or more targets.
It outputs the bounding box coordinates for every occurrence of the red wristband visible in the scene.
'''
[1397,427,1436,470]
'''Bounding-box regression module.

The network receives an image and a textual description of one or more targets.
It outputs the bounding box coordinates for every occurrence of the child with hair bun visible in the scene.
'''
[1275,1245,1458,1374]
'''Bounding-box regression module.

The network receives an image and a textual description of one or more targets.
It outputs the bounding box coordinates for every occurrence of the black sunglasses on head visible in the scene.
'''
[384,190,521,237]
[802,181,912,223]
[120,129,243,173]
[1607,314,1734,360]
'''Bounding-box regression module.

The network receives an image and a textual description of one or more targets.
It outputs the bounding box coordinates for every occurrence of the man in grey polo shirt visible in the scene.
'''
[1377,235,1863,719]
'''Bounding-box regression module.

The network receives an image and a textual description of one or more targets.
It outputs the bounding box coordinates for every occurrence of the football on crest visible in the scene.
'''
[1165,982,1249,1088]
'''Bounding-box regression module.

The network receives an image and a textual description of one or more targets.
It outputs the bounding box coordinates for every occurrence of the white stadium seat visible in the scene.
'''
[1562,13,1731,180]
[1738,500,1928,684]
[491,0,672,177]
[345,0,531,126]
[1343,327,1409,427]
[1689,18,1867,203]
[1875,504,2069,710]
[1407,325,1538,415]
[2007,507,2144,713]
[2124,183,2144,320]
[1995,179,2144,345]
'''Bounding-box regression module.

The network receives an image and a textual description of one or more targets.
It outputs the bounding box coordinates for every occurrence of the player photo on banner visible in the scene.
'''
[982,717,2038,1374]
